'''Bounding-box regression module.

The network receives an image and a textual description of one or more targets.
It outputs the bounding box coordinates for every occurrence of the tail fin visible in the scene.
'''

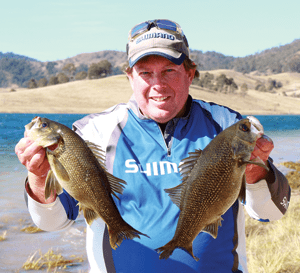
[156,243,175,260]
[156,241,199,261]
[108,222,149,250]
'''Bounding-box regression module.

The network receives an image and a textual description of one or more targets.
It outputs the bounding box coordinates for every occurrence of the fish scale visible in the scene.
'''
[156,117,267,261]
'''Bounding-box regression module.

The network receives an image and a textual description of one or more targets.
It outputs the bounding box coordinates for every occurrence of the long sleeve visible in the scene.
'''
[244,160,291,222]
[25,180,79,231]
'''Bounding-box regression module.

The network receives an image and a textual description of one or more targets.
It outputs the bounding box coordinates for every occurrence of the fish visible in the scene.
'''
[156,116,268,261]
[25,116,148,249]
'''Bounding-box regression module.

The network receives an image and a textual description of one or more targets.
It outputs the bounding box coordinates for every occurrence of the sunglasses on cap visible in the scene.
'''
[128,19,189,47]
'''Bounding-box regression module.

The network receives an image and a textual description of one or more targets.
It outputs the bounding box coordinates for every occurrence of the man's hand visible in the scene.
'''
[15,137,50,177]
[246,135,274,184]
[15,136,57,203]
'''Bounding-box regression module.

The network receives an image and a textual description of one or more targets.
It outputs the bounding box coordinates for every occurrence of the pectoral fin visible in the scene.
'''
[80,204,98,225]
[243,157,269,171]
[47,152,70,182]
[44,170,63,199]
[202,217,223,239]
[164,181,188,210]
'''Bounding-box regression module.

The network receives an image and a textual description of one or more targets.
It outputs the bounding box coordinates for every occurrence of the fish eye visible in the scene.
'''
[42,122,48,128]
[240,124,249,132]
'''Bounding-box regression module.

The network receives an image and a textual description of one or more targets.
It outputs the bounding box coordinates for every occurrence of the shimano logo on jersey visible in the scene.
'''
[136,33,175,44]
[125,159,179,177]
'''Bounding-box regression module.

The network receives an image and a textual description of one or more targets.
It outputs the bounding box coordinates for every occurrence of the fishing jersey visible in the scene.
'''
[25,95,290,273]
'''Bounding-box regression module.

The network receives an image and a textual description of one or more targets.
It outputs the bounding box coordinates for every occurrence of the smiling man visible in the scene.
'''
[16,19,290,273]
[127,55,194,124]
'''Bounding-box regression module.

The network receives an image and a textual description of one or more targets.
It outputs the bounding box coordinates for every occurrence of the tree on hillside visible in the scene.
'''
[215,74,238,93]
[215,74,228,92]
[97,60,112,76]
[75,71,87,80]
[88,63,100,79]
[255,81,267,92]
[267,78,283,91]
[37,78,48,87]
[57,72,69,84]
[199,72,214,90]
[27,78,37,89]
[88,60,112,79]
[48,76,58,86]
[62,63,76,80]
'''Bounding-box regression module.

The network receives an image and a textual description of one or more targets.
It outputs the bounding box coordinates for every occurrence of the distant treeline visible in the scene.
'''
[0,57,123,88]
[192,72,283,95]
[0,38,299,88]
[191,39,300,74]
[26,60,120,89]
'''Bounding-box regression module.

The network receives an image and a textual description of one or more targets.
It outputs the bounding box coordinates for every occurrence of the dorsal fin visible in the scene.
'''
[179,149,202,183]
[85,140,107,170]
[85,140,127,199]
[165,149,203,209]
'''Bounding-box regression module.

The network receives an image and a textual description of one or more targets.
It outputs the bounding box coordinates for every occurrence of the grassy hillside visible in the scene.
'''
[0,75,132,113]
[1,71,299,115]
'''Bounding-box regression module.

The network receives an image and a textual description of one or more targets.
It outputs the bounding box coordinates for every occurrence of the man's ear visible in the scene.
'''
[187,67,196,85]
[126,71,134,90]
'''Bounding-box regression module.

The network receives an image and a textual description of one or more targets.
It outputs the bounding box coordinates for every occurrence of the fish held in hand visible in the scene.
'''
[156,116,268,261]
[25,116,148,249]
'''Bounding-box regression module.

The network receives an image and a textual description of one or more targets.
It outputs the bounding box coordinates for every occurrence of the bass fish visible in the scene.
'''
[156,116,268,260]
[25,116,148,249]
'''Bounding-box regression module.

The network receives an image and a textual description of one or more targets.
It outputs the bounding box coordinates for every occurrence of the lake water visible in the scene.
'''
[0,113,299,272]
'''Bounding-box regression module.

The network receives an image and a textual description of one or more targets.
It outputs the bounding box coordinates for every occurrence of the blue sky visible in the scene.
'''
[1,0,299,62]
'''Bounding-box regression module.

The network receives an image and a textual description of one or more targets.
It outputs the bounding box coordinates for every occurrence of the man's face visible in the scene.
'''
[127,55,195,124]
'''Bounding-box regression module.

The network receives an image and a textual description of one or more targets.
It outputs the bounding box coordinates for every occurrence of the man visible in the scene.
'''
[16,19,290,273]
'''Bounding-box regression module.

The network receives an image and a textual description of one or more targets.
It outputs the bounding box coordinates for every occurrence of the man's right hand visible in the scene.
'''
[15,137,50,176]
[15,137,56,203]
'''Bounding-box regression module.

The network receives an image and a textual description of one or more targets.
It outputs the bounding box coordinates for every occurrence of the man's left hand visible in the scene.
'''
[246,135,274,184]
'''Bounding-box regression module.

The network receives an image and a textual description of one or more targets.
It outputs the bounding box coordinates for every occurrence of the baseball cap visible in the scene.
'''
[126,19,189,68]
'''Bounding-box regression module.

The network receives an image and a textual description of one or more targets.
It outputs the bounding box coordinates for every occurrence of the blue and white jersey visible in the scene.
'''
[26,95,290,273]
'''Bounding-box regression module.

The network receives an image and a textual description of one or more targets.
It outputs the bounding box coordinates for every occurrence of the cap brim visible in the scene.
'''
[129,48,186,68]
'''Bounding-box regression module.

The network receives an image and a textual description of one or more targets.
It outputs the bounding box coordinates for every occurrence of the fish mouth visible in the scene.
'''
[25,116,60,148]
[247,116,264,139]
[25,116,41,132]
